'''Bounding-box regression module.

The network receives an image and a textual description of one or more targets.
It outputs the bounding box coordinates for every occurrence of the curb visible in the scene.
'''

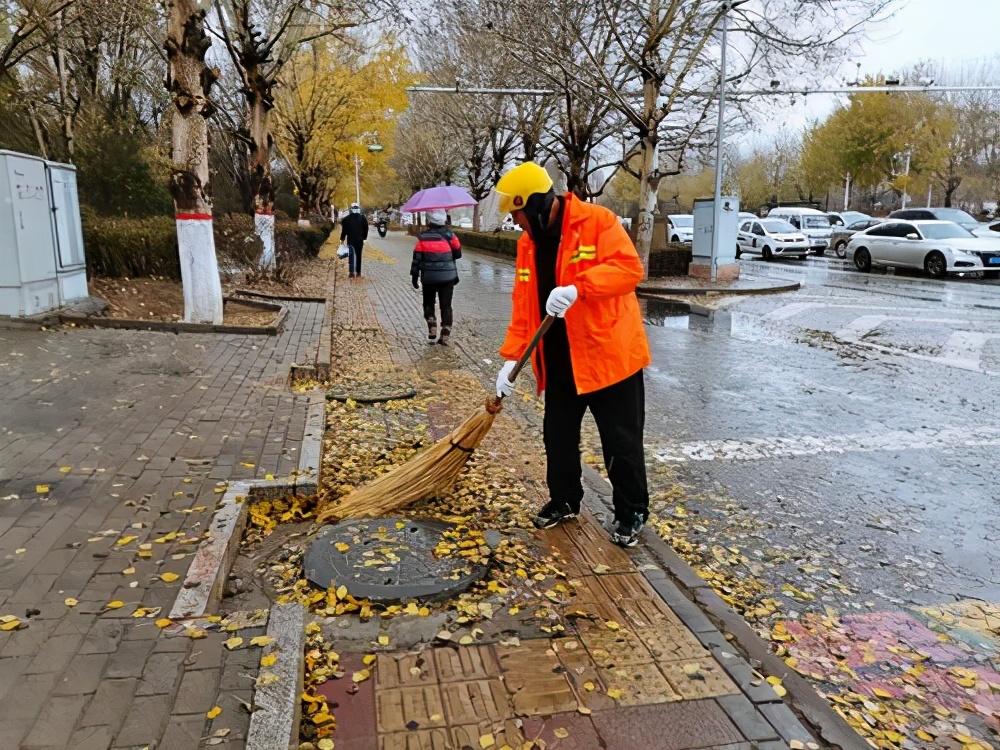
[59,296,288,336]
[638,281,801,296]
[246,603,306,750]
[580,464,867,750]
[168,392,326,620]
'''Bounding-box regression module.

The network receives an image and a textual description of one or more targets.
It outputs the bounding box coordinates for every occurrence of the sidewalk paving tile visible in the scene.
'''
[450,718,525,748]
[318,653,377,746]
[659,656,740,700]
[432,644,500,683]
[375,685,447,733]
[521,713,604,749]
[599,663,681,706]
[591,700,744,750]
[377,651,438,689]
[439,679,512,724]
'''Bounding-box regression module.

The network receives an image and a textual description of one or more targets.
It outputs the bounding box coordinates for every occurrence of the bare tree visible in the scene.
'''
[165,0,223,323]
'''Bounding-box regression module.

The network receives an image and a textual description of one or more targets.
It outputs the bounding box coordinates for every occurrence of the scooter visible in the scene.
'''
[376,219,388,238]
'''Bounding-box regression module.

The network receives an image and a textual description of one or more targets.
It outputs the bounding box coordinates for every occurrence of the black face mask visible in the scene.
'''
[522,189,557,240]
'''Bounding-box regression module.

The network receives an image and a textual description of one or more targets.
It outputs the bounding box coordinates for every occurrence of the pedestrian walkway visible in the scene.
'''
[0,296,327,749]
[306,236,830,750]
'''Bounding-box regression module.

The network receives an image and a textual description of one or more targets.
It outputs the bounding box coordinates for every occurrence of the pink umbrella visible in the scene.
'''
[401,186,478,212]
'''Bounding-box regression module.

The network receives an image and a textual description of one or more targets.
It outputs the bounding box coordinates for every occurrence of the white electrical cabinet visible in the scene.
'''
[0,149,88,317]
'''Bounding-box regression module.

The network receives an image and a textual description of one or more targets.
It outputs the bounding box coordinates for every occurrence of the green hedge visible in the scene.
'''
[451,229,521,257]
[83,210,334,279]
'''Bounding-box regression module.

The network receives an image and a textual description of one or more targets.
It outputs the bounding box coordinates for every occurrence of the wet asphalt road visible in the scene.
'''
[380,234,1000,616]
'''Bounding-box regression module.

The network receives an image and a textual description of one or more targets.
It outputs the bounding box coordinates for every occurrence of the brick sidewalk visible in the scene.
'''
[311,237,824,750]
[0,299,326,749]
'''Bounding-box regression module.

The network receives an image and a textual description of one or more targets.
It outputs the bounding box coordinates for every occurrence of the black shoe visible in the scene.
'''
[532,500,578,529]
[427,320,437,343]
[611,513,645,548]
[438,327,451,346]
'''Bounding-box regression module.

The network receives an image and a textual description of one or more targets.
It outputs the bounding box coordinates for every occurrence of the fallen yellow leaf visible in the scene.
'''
[105,600,125,610]
[479,734,495,748]
[36,484,49,494]
[317,740,334,750]
[553,728,569,739]
[260,653,278,668]
[362,654,377,666]
[159,572,180,583]
[223,637,244,650]
[377,634,389,646]
[335,542,350,553]
[64,597,78,607]
[583,681,595,692]
[59,466,72,473]
[206,706,222,719]
[121,567,135,575]
[607,688,623,700]
[0,617,21,631]
[352,669,371,683]
[115,535,137,547]
[604,620,620,631]
[155,618,172,628]
[185,627,207,639]
[250,635,274,647]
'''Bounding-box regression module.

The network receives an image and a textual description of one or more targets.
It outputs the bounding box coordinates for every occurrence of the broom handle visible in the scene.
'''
[509,314,555,385]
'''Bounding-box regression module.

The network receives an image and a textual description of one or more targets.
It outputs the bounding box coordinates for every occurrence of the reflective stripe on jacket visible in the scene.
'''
[411,228,462,286]
[499,193,651,395]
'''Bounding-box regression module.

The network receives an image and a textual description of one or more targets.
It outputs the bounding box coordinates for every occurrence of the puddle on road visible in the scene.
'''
[642,298,691,328]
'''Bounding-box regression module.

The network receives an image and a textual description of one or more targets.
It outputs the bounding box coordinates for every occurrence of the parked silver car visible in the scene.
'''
[830,218,883,258]
[737,218,810,260]
[847,220,998,277]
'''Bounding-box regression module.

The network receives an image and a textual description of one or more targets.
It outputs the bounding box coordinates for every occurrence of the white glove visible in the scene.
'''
[545,285,578,317]
[496,360,517,398]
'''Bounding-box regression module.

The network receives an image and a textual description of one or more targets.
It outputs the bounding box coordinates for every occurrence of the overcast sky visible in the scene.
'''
[752,0,1000,143]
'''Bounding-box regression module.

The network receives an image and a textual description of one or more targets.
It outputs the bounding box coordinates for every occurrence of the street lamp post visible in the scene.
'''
[710,0,748,282]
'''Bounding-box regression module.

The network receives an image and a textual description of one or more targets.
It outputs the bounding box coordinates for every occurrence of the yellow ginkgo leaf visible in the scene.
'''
[377,634,389,646]
[604,620,620,631]
[336,585,348,600]
[335,542,350,553]
[105,600,125,610]
[36,484,49,494]
[606,688,623,700]
[479,734,495,749]
[155,618,172,628]
[250,635,274,648]
[64,597,78,607]
[121,567,135,575]
[59,466,72,473]
[317,740,334,750]
[185,627,207,639]
[206,706,222,719]
[352,669,371,683]
[362,654,377,666]
[553,728,569,739]
[159,572,179,583]
[0,617,21,631]
[223,637,244,650]
[260,653,278,668]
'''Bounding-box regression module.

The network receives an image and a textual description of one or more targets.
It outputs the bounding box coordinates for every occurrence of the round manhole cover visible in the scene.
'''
[304,517,496,603]
[325,380,417,404]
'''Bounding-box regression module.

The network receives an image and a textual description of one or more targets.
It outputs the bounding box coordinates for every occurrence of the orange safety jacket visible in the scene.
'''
[499,193,651,395]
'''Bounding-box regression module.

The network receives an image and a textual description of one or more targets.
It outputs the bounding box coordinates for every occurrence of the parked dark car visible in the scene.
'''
[888,207,980,231]
[831,218,884,258]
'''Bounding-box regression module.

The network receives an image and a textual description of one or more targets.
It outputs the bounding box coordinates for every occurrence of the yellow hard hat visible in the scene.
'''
[494,162,553,215]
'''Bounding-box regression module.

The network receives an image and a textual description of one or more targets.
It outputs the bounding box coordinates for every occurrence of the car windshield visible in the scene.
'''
[670,216,693,227]
[827,214,844,226]
[933,208,977,225]
[803,215,831,228]
[919,223,975,239]
[762,219,797,233]
[842,211,870,224]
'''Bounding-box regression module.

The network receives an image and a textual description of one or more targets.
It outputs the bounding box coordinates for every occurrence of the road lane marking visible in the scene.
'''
[653,425,1000,463]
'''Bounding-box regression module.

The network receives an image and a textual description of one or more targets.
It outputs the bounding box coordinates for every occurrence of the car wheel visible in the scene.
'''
[814,248,826,256]
[854,247,872,272]
[671,235,680,243]
[762,245,773,261]
[735,246,742,258]
[835,240,848,259]
[924,251,947,278]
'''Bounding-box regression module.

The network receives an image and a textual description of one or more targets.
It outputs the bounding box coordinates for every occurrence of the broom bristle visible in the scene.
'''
[316,407,497,523]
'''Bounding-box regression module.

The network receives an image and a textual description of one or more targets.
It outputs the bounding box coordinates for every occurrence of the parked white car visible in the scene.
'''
[457,217,473,229]
[847,220,999,277]
[765,207,833,254]
[667,214,694,243]
[972,220,1000,239]
[737,218,810,260]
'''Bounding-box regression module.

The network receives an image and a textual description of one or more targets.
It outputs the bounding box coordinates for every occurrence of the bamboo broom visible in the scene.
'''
[316,316,555,523]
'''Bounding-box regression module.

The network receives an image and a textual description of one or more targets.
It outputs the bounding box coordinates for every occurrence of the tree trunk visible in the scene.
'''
[634,136,659,278]
[247,71,275,269]
[165,0,223,324]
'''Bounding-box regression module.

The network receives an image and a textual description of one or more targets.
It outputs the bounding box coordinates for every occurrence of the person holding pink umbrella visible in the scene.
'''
[410,209,462,345]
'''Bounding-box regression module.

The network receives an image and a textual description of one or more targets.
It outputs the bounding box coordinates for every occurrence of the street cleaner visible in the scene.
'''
[492,162,652,547]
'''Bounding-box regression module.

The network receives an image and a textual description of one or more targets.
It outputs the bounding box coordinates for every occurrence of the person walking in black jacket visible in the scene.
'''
[341,202,369,278]
[411,209,462,344]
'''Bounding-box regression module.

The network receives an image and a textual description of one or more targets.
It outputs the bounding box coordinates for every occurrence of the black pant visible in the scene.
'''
[544,369,649,522]
[422,283,454,326]
[349,241,364,275]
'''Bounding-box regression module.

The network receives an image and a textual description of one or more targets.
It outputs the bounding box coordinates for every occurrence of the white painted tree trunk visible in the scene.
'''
[634,137,659,277]
[166,0,223,324]
[255,212,275,268]
[177,215,224,323]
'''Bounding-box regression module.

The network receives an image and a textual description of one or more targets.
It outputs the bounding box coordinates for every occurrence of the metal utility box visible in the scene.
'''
[690,196,741,281]
[0,150,88,317]
[691,196,739,263]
